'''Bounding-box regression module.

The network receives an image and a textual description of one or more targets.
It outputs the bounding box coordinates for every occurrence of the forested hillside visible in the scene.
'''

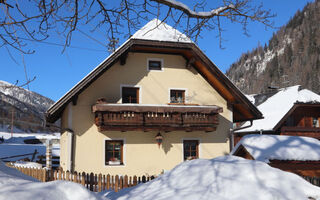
[226,0,320,94]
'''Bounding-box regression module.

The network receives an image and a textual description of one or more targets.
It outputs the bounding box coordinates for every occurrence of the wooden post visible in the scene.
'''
[66,171,70,181]
[115,175,119,192]
[54,170,57,181]
[133,176,137,186]
[124,175,128,188]
[89,173,94,191]
[98,174,102,192]
[73,171,78,183]
[102,175,106,191]
[94,174,98,192]
[42,169,46,182]
[120,176,123,190]
[107,174,110,190]
[142,175,146,183]
[81,172,86,186]
[111,175,114,190]
[46,140,52,170]
[129,176,132,187]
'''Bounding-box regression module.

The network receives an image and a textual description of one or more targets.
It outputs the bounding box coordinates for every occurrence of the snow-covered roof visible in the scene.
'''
[232,134,320,162]
[132,18,192,43]
[238,85,320,132]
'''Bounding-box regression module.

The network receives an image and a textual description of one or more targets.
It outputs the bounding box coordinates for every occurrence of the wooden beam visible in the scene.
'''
[186,57,196,69]
[120,51,129,65]
[72,95,78,106]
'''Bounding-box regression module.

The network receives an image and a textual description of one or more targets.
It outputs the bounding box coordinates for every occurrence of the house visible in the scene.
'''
[232,134,320,176]
[234,85,320,145]
[46,19,262,176]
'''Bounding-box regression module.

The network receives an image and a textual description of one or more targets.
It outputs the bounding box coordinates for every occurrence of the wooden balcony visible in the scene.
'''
[92,104,222,132]
[280,126,320,139]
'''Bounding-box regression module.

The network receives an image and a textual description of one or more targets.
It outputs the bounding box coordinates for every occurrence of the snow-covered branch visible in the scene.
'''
[151,0,235,18]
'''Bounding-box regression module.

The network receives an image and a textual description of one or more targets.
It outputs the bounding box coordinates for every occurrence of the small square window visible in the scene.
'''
[170,90,185,104]
[148,60,162,71]
[105,140,123,165]
[122,87,139,103]
[183,140,199,161]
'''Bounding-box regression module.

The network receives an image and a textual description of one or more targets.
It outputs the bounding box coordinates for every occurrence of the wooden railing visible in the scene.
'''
[8,164,155,192]
[93,104,222,132]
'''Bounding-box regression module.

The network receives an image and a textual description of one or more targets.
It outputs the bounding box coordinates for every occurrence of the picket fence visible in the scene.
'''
[9,165,156,192]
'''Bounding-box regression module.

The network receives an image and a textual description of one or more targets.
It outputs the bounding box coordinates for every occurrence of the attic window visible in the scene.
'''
[148,59,163,71]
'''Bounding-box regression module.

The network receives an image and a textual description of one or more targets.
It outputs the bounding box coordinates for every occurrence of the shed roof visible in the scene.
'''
[231,134,320,162]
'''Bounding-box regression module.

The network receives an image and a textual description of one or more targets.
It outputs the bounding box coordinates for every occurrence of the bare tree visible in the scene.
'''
[0,0,274,53]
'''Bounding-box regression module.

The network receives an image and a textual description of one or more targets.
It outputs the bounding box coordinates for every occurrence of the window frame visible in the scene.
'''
[147,58,164,71]
[169,89,186,104]
[312,117,320,128]
[105,140,124,166]
[121,85,140,104]
[183,139,199,161]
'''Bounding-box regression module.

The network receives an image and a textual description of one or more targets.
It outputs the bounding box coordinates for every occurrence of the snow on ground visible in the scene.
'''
[0,132,60,161]
[0,160,103,200]
[238,85,320,132]
[231,134,320,162]
[102,156,320,200]
[132,18,192,43]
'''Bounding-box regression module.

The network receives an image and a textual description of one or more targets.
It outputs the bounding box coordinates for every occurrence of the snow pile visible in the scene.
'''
[238,85,320,132]
[0,132,60,162]
[0,160,103,200]
[132,18,192,43]
[232,134,320,162]
[12,161,43,168]
[103,156,320,200]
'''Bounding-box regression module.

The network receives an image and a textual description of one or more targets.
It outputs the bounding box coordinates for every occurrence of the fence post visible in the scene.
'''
[73,171,78,183]
[107,174,110,190]
[142,175,146,183]
[98,173,102,192]
[124,175,128,188]
[102,175,106,191]
[115,175,119,192]
[42,169,46,182]
[89,173,94,191]
[81,172,86,186]
[133,176,137,186]
[66,171,70,181]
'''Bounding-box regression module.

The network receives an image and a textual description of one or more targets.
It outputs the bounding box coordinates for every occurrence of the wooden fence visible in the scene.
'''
[303,176,320,187]
[9,164,155,192]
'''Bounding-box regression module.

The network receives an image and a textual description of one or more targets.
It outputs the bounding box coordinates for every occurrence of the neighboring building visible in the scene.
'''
[232,134,320,176]
[46,19,262,176]
[235,85,320,145]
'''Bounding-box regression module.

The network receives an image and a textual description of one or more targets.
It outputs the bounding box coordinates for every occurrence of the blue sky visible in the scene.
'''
[0,0,313,101]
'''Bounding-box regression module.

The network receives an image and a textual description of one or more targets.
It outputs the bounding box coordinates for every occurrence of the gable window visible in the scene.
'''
[105,140,123,165]
[122,87,139,103]
[183,140,199,161]
[312,117,319,128]
[148,59,163,71]
[170,90,185,104]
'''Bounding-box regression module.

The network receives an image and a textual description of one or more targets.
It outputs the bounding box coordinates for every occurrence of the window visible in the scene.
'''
[312,117,319,128]
[148,59,162,71]
[170,90,185,103]
[122,87,139,103]
[105,140,123,165]
[183,140,199,161]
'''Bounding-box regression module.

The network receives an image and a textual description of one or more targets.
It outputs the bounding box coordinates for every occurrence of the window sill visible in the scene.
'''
[168,103,199,106]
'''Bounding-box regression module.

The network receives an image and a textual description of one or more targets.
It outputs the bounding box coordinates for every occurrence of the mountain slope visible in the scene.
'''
[226,0,320,95]
[0,81,57,133]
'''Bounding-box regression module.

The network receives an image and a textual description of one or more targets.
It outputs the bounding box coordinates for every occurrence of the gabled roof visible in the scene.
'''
[46,19,262,123]
[238,85,320,133]
[231,134,320,162]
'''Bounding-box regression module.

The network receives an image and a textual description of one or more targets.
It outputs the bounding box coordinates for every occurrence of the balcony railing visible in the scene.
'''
[92,103,222,132]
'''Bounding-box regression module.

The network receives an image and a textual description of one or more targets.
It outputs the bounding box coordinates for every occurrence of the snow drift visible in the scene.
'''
[103,156,320,200]
[0,160,103,200]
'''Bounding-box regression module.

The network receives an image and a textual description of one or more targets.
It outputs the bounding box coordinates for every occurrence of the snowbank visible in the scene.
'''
[238,85,320,132]
[231,134,320,162]
[0,160,103,200]
[103,156,320,200]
